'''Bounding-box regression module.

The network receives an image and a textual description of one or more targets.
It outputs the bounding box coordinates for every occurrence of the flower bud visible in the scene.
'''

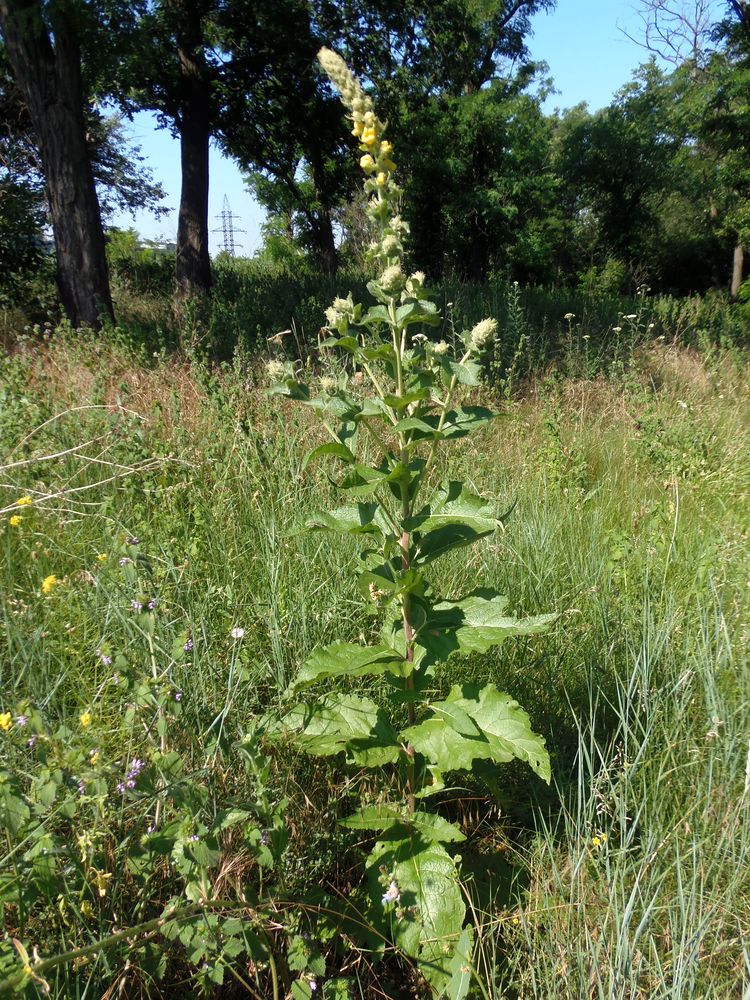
[379,265,405,295]
[469,318,497,351]
[360,154,376,173]
[266,360,286,381]
[432,340,450,356]
[381,234,400,256]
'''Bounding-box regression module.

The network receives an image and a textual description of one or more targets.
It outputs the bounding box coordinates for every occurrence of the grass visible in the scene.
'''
[0,318,749,997]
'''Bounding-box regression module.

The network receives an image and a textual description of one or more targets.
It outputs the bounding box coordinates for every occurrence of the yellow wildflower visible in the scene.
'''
[375,172,387,186]
[380,140,393,155]
[89,750,99,765]
[0,712,12,732]
[79,710,92,728]
[96,553,108,563]
[592,836,601,848]
[16,495,33,506]
[362,126,378,147]
[41,574,58,595]
[359,154,376,172]
[9,515,22,527]
[351,121,363,138]
[92,870,112,897]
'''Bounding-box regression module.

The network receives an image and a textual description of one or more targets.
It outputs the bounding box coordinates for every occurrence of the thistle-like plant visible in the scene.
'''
[263,48,555,996]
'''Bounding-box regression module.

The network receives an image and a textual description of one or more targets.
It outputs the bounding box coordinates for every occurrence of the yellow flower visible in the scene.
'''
[0,712,12,732]
[9,515,22,528]
[16,495,33,506]
[351,121,363,138]
[89,750,99,765]
[380,140,393,155]
[79,710,92,728]
[361,126,378,147]
[96,553,108,563]
[41,574,58,595]
[591,836,601,848]
[92,870,112,897]
[375,172,388,186]
[359,154,376,173]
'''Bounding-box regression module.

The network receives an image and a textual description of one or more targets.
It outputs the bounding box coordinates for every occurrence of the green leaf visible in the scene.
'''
[340,806,464,843]
[366,833,466,994]
[407,482,500,562]
[402,683,550,783]
[305,503,385,537]
[275,694,400,766]
[417,589,556,661]
[382,387,432,410]
[443,928,474,1000]
[441,358,482,386]
[440,406,495,439]
[289,642,408,694]
[302,442,355,470]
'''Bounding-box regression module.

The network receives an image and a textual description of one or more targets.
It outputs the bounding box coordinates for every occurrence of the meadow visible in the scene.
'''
[1,272,748,998]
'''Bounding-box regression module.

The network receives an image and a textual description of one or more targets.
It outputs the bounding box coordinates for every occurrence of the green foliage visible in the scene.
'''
[259,50,553,993]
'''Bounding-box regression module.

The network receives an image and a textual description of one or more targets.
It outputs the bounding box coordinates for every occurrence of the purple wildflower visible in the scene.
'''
[119,557,131,567]
[146,598,157,611]
[126,536,140,546]
[117,782,125,793]
[183,638,194,653]
[131,599,143,612]
[27,735,36,748]
[15,715,28,727]
[173,690,183,702]
[381,880,400,906]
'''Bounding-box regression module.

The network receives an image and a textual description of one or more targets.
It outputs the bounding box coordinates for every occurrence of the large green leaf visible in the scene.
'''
[305,503,387,537]
[407,482,500,562]
[439,406,495,439]
[402,683,550,782]
[276,694,400,766]
[340,805,465,844]
[301,441,355,470]
[366,833,466,994]
[416,589,556,661]
[289,642,408,694]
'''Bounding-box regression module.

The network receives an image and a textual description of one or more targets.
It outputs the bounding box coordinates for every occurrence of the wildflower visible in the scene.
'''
[146,598,157,611]
[9,515,22,527]
[310,982,317,993]
[89,749,99,765]
[131,599,144,612]
[41,574,59,595]
[320,376,337,394]
[432,340,450,356]
[612,326,622,333]
[380,234,400,256]
[380,140,393,155]
[381,880,400,905]
[183,637,194,653]
[359,154,376,173]
[623,314,637,320]
[351,121,363,138]
[93,870,112,897]
[375,171,387,186]
[231,627,245,640]
[16,496,33,507]
[96,553,108,563]
[317,47,368,110]
[564,312,575,321]
[79,711,92,728]
[16,714,28,727]
[361,126,377,147]
[27,735,36,748]
[379,264,405,295]
[173,690,183,702]
[0,712,12,732]
[118,556,131,566]
[469,317,497,351]
[125,536,140,546]
[266,360,286,381]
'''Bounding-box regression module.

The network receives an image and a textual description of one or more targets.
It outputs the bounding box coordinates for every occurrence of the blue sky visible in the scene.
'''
[108,0,711,252]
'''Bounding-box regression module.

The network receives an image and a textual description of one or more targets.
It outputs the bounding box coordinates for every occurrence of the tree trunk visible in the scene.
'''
[174,12,212,297]
[308,144,338,276]
[731,243,744,299]
[0,0,114,329]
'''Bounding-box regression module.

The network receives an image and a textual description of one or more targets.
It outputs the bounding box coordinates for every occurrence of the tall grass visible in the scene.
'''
[1,323,748,996]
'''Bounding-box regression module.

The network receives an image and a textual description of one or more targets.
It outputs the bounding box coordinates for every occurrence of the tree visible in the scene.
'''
[0,0,113,328]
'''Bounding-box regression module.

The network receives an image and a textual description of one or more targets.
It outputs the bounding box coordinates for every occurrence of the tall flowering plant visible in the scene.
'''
[263,49,555,996]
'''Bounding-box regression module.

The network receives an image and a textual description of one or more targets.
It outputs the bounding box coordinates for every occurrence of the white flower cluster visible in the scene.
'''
[469,317,497,352]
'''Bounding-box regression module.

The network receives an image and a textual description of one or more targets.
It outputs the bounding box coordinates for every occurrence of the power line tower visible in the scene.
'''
[213,195,245,255]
